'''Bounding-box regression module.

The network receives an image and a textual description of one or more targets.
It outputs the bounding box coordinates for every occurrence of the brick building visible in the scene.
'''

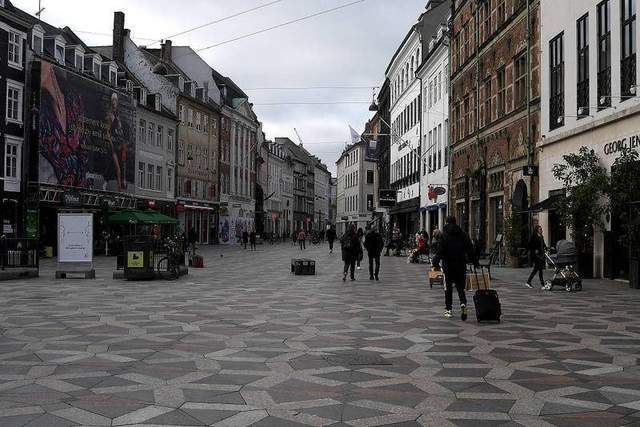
[449,0,540,252]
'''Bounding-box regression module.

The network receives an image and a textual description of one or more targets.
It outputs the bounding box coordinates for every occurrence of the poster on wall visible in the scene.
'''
[39,62,136,192]
[58,213,93,264]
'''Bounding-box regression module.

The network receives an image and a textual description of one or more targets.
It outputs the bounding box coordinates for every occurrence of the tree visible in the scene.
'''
[552,147,610,241]
[609,148,640,252]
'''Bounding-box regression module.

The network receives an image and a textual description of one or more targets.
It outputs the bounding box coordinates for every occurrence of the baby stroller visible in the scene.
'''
[543,240,582,292]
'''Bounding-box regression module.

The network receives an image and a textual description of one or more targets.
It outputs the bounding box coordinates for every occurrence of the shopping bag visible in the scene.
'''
[465,266,490,291]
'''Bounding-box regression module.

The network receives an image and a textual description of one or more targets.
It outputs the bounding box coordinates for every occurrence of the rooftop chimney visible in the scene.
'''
[113,11,125,63]
[161,40,172,63]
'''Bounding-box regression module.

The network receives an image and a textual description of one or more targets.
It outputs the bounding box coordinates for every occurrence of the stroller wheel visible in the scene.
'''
[565,284,572,292]
[543,281,552,291]
[574,281,582,291]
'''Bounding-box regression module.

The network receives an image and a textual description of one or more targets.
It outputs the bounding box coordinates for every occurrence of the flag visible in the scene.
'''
[349,125,361,144]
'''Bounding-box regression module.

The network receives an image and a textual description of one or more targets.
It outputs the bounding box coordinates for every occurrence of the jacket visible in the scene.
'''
[364,231,384,256]
[340,231,360,262]
[326,229,336,242]
[528,233,546,260]
[432,224,476,272]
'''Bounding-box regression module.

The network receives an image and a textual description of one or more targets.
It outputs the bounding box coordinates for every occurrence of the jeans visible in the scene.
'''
[527,257,545,286]
[299,240,306,250]
[444,269,467,311]
[368,254,380,278]
[329,240,334,251]
[343,259,356,279]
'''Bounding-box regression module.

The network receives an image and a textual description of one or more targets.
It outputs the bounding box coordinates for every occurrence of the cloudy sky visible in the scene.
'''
[12,0,427,174]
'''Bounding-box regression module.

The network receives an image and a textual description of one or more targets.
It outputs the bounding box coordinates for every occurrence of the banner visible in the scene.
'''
[57,213,93,264]
[39,62,136,192]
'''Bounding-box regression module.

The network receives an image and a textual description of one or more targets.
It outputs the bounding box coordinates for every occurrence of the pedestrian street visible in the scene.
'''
[0,243,640,426]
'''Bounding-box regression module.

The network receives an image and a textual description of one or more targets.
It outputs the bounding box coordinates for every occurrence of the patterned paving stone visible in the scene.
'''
[1,244,640,425]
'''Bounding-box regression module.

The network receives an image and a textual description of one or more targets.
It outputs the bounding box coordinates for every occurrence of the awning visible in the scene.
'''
[108,210,177,225]
[519,195,562,213]
[142,210,178,224]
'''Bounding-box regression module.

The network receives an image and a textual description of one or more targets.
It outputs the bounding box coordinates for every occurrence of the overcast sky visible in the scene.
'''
[12,0,427,174]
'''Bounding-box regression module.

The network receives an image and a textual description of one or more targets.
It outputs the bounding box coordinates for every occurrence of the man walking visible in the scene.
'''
[364,226,384,280]
[298,229,306,250]
[249,230,257,251]
[326,226,337,254]
[242,230,249,250]
[432,216,477,321]
[340,225,359,281]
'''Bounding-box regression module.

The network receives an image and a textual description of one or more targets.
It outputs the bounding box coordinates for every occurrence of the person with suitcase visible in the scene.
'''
[432,216,478,321]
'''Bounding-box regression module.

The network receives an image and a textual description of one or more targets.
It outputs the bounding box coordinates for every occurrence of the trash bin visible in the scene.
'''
[123,238,155,280]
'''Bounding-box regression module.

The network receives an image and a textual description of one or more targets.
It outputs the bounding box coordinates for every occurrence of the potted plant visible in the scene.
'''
[504,212,524,268]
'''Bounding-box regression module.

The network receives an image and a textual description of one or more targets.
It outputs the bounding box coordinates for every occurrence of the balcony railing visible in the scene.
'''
[549,94,564,130]
[577,80,589,117]
[621,54,637,100]
[597,67,611,109]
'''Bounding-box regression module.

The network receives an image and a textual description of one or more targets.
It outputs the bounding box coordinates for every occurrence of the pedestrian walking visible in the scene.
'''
[298,229,306,250]
[242,230,249,250]
[292,231,297,247]
[326,226,337,254]
[525,225,547,288]
[340,225,359,281]
[356,228,364,270]
[188,227,198,255]
[432,216,478,321]
[364,226,384,280]
[249,230,257,251]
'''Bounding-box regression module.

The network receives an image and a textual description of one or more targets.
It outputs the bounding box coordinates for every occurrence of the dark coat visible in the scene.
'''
[249,232,256,244]
[528,233,546,261]
[326,228,336,242]
[432,224,476,274]
[340,231,360,262]
[364,230,384,256]
[242,231,249,243]
[188,229,197,244]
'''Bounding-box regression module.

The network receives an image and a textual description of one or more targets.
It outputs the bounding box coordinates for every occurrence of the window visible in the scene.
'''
[481,0,491,41]
[93,61,100,79]
[597,0,612,108]
[179,105,184,122]
[203,115,208,134]
[147,122,154,143]
[464,96,472,135]
[195,112,201,131]
[621,0,637,99]
[110,69,117,85]
[550,33,565,130]
[138,119,146,144]
[4,142,18,179]
[577,14,590,117]
[497,67,506,117]
[6,82,22,123]
[32,32,43,54]
[178,142,184,165]
[155,166,162,191]
[157,125,163,147]
[514,52,527,107]
[444,119,449,167]
[8,31,22,68]
[437,124,442,169]
[497,0,506,27]
[55,43,64,65]
[167,167,173,193]
[187,108,193,127]
[138,162,144,188]
[483,78,492,126]
[75,54,83,71]
[147,164,154,189]
[167,129,174,152]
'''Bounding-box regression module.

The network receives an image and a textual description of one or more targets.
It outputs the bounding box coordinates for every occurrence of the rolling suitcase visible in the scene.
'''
[471,266,501,322]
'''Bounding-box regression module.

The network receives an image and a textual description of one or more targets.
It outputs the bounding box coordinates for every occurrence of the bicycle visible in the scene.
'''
[157,236,183,279]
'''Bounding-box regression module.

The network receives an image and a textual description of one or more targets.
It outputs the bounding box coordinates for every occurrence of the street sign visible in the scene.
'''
[523,165,539,177]
[433,186,446,196]
[379,189,397,207]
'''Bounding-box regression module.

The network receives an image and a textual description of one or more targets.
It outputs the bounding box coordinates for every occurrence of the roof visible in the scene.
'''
[384,0,450,76]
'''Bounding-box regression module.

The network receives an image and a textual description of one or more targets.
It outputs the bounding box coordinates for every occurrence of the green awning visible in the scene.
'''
[142,210,178,225]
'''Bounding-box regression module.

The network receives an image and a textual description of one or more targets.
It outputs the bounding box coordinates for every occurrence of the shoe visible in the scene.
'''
[460,304,468,321]
[342,273,347,282]
[350,277,356,281]
[524,282,533,289]
[369,276,374,280]
[444,310,452,319]
[357,266,361,270]
[375,276,379,281]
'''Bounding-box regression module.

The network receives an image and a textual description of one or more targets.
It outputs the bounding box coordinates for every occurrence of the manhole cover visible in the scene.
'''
[324,350,392,366]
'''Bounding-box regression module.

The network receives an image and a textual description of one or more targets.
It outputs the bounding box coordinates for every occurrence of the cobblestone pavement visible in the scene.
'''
[1,242,640,426]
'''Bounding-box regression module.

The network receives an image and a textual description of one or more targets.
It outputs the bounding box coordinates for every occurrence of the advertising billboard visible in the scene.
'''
[39,62,136,192]
[57,213,93,264]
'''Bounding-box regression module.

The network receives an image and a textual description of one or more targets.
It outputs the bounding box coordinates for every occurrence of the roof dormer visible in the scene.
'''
[44,35,66,65]
[31,24,44,55]
[65,45,85,71]
[83,53,101,79]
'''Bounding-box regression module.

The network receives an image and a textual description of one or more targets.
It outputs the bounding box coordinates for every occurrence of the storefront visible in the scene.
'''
[176,201,216,244]
[539,114,640,280]
[389,199,420,238]
[218,201,255,245]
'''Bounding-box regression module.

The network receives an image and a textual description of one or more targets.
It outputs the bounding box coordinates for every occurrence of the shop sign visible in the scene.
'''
[523,165,539,177]
[100,197,116,209]
[25,209,38,239]
[3,223,13,234]
[146,200,156,208]
[379,189,397,207]
[63,191,82,207]
[603,134,640,156]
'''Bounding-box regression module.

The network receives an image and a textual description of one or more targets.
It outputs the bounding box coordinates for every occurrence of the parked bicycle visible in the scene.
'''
[157,236,183,279]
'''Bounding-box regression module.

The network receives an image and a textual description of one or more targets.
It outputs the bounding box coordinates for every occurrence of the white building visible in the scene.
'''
[539,0,639,279]
[417,23,450,235]
[385,0,450,237]
[265,141,286,236]
[336,142,375,235]
[313,160,331,231]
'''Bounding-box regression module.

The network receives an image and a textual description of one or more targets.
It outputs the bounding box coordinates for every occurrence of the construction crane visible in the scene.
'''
[294,128,303,147]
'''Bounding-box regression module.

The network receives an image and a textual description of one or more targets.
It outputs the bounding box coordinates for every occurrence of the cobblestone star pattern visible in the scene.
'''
[1,244,640,426]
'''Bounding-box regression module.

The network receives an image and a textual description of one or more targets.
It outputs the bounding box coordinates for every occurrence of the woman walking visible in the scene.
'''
[525,225,547,289]
[341,225,359,281]
[356,227,364,270]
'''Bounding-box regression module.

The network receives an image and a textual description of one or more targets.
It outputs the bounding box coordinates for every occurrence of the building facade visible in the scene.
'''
[418,21,450,234]
[372,80,391,233]
[336,142,375,235]
[0,3,29,239]
[450,0,541,251]
[313,159,331,232]
[539,0,639,279]
[265,140,285,236]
